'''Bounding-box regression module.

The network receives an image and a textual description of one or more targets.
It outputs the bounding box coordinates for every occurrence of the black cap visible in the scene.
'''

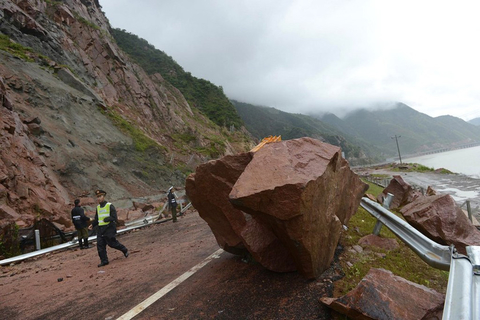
[74,199,80,205]
[95,189,106,196]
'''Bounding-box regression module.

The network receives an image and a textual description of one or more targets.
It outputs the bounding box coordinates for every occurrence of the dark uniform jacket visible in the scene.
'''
[167,191,177,208]
[71,205,89,230]
[92,201,118,237]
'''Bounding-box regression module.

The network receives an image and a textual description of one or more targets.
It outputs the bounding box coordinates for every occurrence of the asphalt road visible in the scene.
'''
[1,213,336,320]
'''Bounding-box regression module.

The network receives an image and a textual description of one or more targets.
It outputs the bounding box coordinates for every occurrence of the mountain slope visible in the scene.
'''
[469,117,480,126]
[320,103,480,157]
[231,100,384,163]
[110,28,243,129]
[0,0,253,232]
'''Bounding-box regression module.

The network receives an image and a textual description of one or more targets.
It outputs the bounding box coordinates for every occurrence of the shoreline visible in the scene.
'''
[356,166,480,221]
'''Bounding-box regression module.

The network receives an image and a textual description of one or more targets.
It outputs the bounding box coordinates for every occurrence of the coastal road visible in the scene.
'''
[1,213,334,320]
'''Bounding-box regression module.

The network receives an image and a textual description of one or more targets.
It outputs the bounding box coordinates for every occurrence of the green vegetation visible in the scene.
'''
[0,223,21,258]
[334,180,449,295]
[104,107,164,152]
[379,162,453,174]
[0,34,34,61]
[73,12,101,30]
[231,100,379,163]
[321,103,480,158]
[44,0,62,6]
[110,28,243,129]
[172,133,197,144]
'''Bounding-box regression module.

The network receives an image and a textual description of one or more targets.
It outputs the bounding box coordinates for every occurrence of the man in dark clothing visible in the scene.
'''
[167,186,178,223]
[91,189,129,267]
[71,199,91,249]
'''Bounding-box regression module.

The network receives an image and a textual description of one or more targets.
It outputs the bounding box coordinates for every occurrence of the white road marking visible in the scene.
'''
[116,248,224,320]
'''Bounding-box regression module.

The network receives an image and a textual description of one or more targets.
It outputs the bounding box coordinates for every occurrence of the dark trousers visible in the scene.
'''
[97,235,127,263]
[171,205,177,222]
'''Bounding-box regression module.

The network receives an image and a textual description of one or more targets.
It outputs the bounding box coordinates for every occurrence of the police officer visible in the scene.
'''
[71,199,91,249]
[167,186,178,222]
[91,189,129,267]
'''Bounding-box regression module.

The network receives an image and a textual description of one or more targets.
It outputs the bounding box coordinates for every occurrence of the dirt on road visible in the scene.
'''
[0,213,338,320]
[4,167,474,319]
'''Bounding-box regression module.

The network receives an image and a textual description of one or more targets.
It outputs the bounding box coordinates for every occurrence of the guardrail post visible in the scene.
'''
[466,200,473,222]
[373,193,394,235]
[35,229,41,250]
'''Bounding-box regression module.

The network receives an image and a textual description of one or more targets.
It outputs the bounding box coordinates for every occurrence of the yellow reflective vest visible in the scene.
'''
[97,203,112,226]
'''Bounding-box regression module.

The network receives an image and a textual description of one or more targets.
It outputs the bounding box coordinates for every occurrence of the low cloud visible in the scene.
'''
[102,0,480,121]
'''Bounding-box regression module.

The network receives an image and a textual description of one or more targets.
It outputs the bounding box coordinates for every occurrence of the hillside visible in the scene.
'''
[110,28,243,129]
[232,100,388,165]
[318,103,480,157]
[0,0,253,233]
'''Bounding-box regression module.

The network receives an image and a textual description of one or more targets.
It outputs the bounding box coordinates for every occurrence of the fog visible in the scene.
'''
[101,0,480,121]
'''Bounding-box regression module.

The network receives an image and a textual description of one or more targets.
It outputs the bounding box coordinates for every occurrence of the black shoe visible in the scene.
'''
[98,261,109,267]
[124,250,129,258]
[84,245,92,249]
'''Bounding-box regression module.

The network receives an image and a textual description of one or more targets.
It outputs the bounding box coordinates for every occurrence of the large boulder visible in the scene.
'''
[377,175,422,209]
[400,193,480,254]
[230,138,367,278]
[320,268,445,320]
[186,152,296,272]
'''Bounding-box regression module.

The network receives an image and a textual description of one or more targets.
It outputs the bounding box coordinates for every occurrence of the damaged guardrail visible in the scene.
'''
[360,197,480,320]
[360,197,451,270]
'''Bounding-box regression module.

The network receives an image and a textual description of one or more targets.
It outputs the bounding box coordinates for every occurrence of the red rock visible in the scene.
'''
[229,138,368,278]
[320,268,445,320]
[0,204,21,220]
[426,186,437,196]
[125,209,144,221]
[400,194,480,254]
[186,152,297,272]
[377,175,422,209]
[358,234,399,251]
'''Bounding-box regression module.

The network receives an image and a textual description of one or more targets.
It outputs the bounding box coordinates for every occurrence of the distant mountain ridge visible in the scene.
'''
[232,100,480,163]
[323,103,480,157]
[469,117,480,126]
[231,100,383,164]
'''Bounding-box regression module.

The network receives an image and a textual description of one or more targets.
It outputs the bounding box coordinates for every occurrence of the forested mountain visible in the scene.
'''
[318,103,480,157]
[233,99,480,162]
[231,100,384,164]
[111,28,243,129]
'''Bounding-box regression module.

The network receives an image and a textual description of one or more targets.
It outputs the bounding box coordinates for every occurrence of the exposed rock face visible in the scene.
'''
[320,268,445,320]
[187,137,368,278]
[400,194,480,254]
[0,0,252,231]
[0,76,70,228]
[377,175,422,209]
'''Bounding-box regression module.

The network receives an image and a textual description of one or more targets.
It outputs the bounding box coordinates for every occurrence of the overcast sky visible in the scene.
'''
[100,0,480,121]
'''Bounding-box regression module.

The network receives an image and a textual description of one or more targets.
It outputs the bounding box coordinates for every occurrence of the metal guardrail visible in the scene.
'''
[360,197,480,320]
[442,246,480,320]
[0,203,193,266]
[360,197,451,270]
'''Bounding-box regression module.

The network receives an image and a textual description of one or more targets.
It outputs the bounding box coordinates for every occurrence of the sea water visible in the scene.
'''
[403,145,480,179]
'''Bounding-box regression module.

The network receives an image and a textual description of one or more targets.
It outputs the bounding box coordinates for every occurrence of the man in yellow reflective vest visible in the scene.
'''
[91,189,129,267]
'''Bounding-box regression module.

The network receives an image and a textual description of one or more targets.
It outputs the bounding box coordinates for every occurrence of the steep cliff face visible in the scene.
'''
[0,0,253,230]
